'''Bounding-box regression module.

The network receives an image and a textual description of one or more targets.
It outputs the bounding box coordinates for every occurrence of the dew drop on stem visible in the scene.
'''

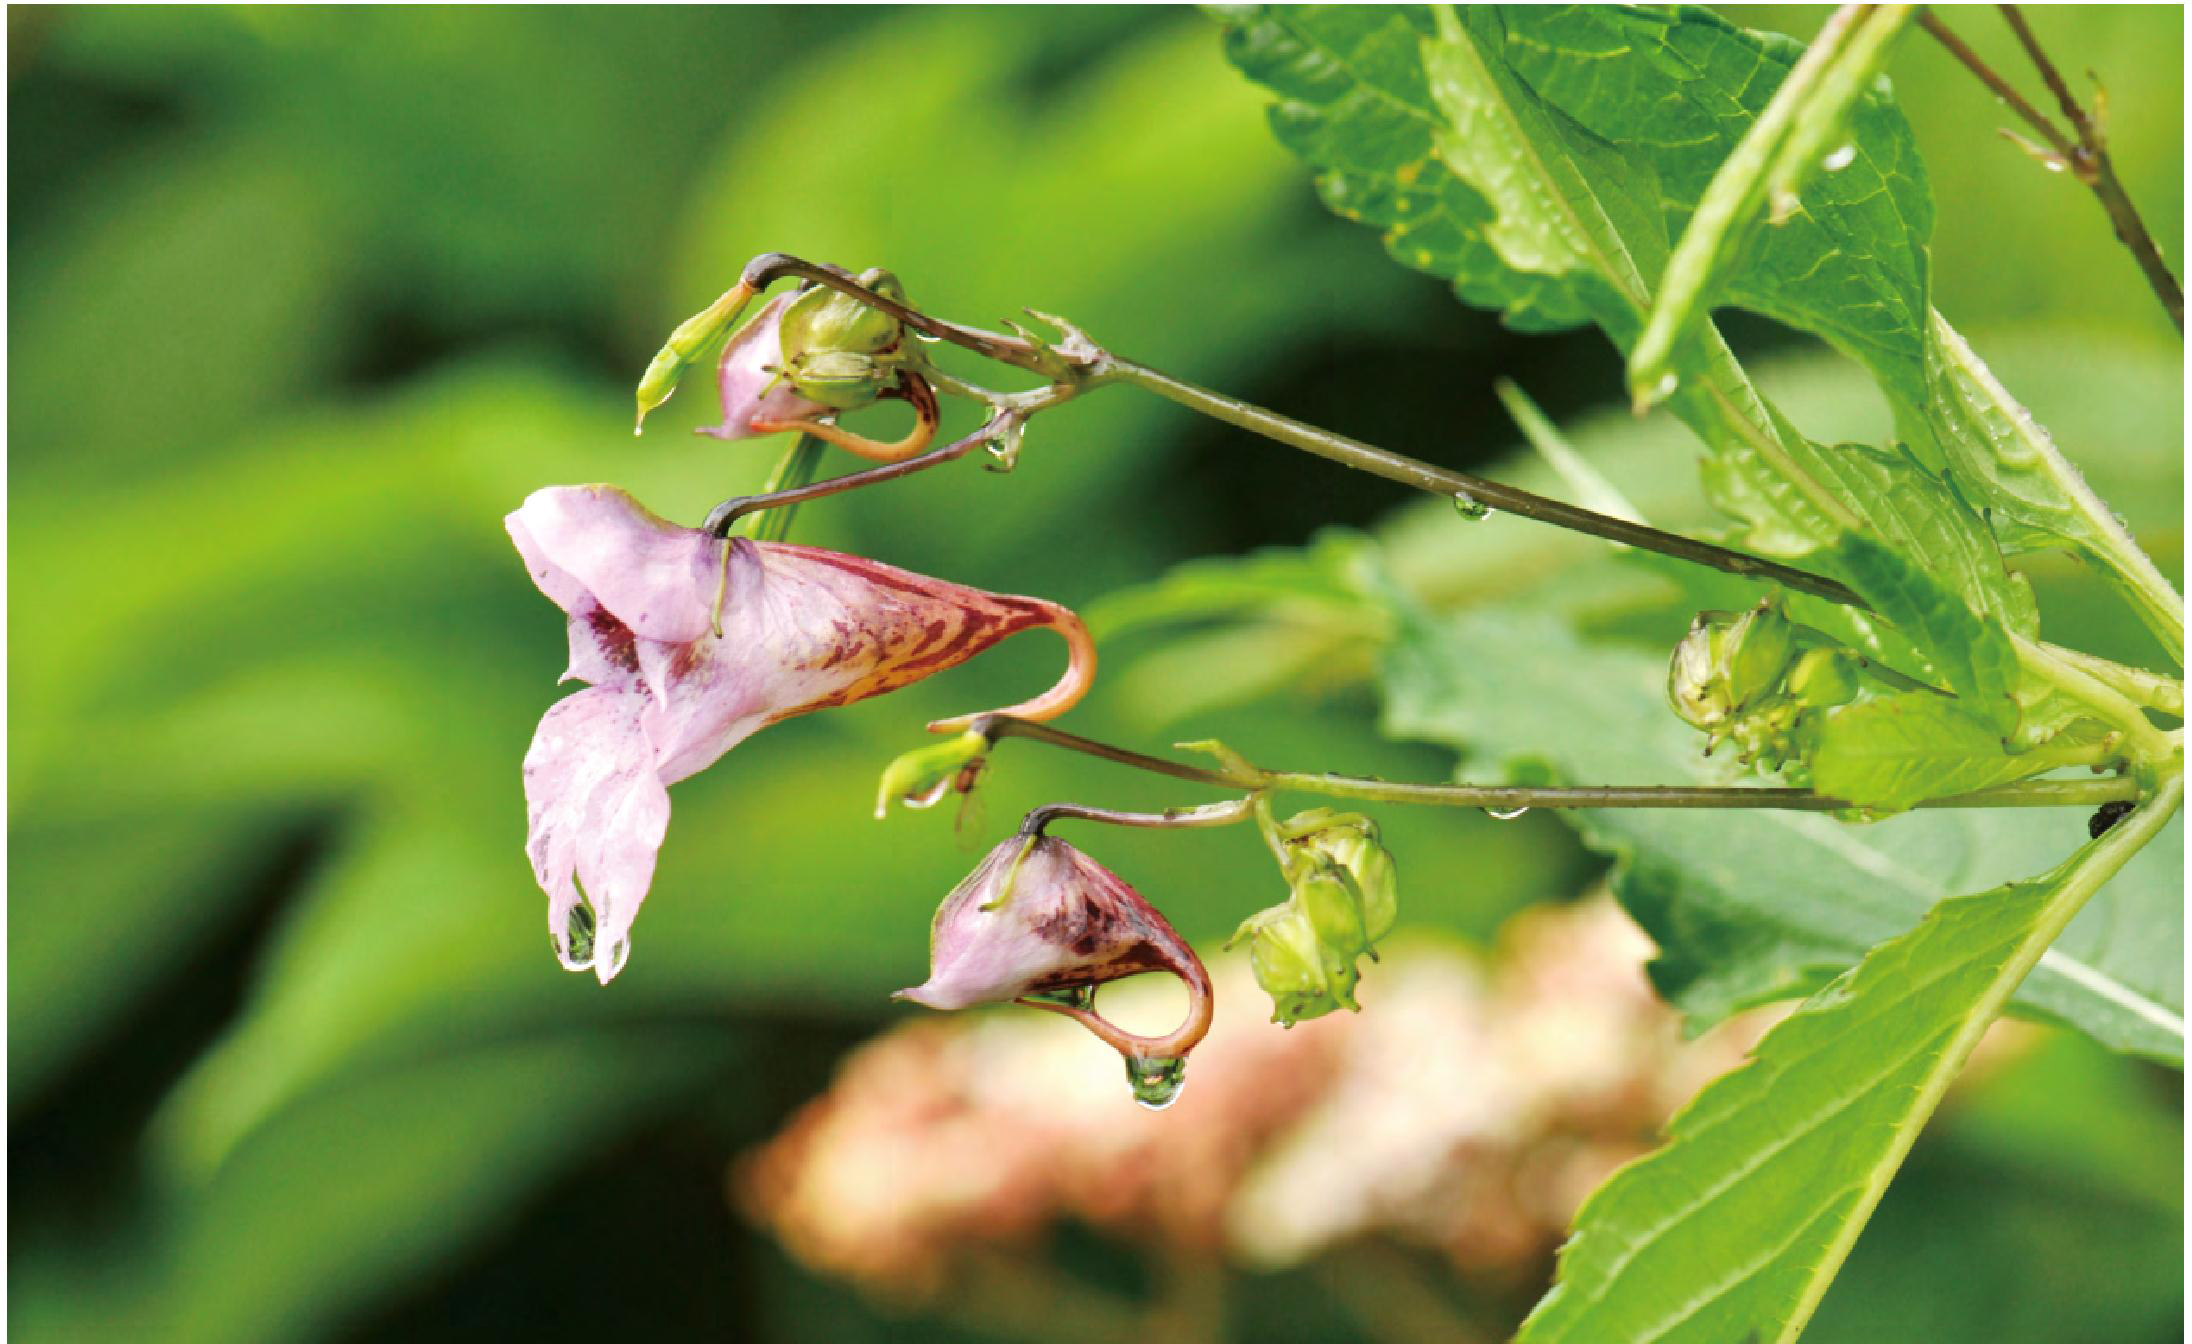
[1125,1054,1188,1110]
[1484,806,1530,821]
[1452,491,1492,521]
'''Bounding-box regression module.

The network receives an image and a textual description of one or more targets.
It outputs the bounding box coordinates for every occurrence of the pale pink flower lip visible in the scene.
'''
[698,293,831,441]
[510,484,1095,983]
[899,834,1212,1061]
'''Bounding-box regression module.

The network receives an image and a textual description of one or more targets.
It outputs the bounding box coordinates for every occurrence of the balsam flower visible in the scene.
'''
[512,484,1094,982]
[898,834,1213,1066]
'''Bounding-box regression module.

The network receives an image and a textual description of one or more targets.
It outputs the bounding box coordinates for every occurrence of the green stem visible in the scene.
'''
[732,434,828,543]
[2039,641,2184,717]
[1777,767,2182,1339]
[969,715,2139,812]
[2013,635,2178,763]
[1103,357,1866,608]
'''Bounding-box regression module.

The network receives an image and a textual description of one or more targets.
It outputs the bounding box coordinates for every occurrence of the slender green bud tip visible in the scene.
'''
[874,730,990,820]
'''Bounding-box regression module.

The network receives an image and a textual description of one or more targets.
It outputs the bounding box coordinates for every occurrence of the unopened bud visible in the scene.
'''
[874,730,989,819]
[1281,809,1398,943]
[773,268,910,414]
[1228,899,1345,1026]
[1668,615,1736,731]
[1721,600,1796,706]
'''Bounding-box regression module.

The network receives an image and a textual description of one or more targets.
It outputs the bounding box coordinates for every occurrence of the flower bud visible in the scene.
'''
[874,730,989,818]
[1721,600,1796,707]
[1668,601,1798,734]
[1668,615,1736,732]
[1281,809,1398,943]
[1228,899,1341,1026]
[775,268,909,413]
[1230,814,1399,1028]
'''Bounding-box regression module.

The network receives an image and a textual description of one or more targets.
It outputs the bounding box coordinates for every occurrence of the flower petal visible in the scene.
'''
[900,837,1195,1009]
[699,293,831,440]
[522,684,670,984]
[508,485,722,644]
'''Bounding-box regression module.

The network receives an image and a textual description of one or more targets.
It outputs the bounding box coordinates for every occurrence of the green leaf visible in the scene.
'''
[1216,5,1596,329]
[1809,693,2046,812]
[1517,776,2180,1343]
[1925,315,2185,650]
[1627,5,1921,408]
[1829,533,2021,735]
[1496,4,1935,413]
[1372,596,2183,1062]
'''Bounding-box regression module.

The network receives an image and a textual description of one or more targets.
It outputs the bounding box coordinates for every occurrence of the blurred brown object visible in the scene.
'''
[736,893,2030,1311]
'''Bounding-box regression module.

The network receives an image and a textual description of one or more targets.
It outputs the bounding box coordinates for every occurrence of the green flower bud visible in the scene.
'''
[1668,615,1736,731]
[768,268,913,418]
[1281,809,1398,942]
[780,269,905,356]
[873,730,989,819]
[1293,864,1366,1011]
[1721,600,1796,707]
[1227,900,1345,1025]
[784,350,893,411]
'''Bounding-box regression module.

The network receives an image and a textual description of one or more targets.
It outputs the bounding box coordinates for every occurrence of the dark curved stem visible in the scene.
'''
[1020,798,1255,835]
[738,252,1054,373]
[706,417,994,536]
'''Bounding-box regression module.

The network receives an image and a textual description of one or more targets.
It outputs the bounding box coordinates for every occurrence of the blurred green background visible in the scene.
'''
[9,6,2180,1341]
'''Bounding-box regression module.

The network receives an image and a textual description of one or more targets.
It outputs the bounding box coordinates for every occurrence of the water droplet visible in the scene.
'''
[564,902,597,962]
[1822,143,1857,172]
[2042,157,2067,174]
[912,329,942,343]
[1125,1054,1188,1110]
[1484,806,1530,821]
[1652,372,1679,400]
[1452,491,1492,521]
[1023,984,1096,1012]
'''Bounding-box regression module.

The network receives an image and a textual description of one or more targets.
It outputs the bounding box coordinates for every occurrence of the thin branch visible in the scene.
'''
[1918,10,2077,158]
[1920,8,2182,330]
[1106,357,1869,609]
[969,714,2141,812]
[700,253,1867,607]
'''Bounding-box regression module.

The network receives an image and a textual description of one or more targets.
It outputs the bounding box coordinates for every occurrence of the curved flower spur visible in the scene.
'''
[511,484,1094,982]
[898,831,1213,1109]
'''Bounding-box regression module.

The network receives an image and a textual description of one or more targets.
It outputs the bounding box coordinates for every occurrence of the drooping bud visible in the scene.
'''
[1281,809,1398,943]
[1668,599,1801,744]
[1230,810,1402,1026]
[874,730,989,818]
[897,835,1213,1078]
[1721,599,1796,707]
[1668,614,1736,733]
[1228,899,1336,1026]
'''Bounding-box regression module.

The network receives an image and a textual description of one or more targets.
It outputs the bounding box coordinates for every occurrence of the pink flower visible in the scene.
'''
[697,293,830,441]
[510,485,1094,982]
[898,834,1212,1063]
